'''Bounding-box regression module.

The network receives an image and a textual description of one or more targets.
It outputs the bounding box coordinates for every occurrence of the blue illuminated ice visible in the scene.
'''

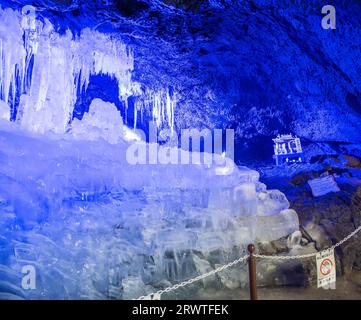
[0,111,299,299]
[0,7,176,133]
[0,6,300,300]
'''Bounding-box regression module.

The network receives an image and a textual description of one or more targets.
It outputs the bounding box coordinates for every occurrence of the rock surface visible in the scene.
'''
[259,154,361,287]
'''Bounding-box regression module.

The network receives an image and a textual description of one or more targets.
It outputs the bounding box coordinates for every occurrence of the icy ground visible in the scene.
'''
[0,114,299,299]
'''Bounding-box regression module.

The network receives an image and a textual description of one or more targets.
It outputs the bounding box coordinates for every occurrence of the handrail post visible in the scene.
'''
[247,244,258,300]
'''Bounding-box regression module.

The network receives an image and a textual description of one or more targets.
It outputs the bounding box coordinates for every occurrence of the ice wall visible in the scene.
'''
[0,7,176,135]
[0,112,299,299]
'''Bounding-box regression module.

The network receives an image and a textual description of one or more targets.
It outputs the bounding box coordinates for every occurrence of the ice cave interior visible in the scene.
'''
[0,0,361,300]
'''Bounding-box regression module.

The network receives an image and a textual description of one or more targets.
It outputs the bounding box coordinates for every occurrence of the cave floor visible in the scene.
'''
[195,270,361,300]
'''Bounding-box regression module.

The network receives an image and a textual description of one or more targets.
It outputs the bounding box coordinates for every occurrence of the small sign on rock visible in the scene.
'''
[308,175,340,197]
[316,249,336,289]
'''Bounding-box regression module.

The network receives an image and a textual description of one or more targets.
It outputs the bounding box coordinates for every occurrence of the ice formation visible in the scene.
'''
[0,7,176,136]
[0,6,300,300]
[71,98,125,144]
[0,110,299,299]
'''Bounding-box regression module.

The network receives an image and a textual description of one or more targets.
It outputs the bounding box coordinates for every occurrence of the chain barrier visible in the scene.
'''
[136,255,249,300]
[254,224,361,260]
[135,224,361,300]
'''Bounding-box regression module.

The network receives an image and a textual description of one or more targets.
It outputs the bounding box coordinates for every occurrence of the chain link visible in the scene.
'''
[254,252,318,260]
[135,224,361,300]
[331,224,361,250]
[135,255,248,300]
[255,224,361,261]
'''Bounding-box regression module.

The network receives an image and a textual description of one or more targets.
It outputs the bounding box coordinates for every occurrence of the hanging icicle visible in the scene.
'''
[0,7,177,134]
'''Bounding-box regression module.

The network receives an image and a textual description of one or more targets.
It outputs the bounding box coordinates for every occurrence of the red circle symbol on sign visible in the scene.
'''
[320,258,333,276]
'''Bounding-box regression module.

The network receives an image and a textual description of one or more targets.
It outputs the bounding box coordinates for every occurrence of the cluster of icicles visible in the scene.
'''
[0,6,176,134]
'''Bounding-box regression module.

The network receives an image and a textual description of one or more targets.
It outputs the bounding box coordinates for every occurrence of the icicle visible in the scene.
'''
[0,7,177,134]
[134,101,138,130]
[0,39,3,99]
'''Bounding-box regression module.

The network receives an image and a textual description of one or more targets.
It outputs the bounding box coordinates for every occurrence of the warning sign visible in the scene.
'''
[316,249,336,288]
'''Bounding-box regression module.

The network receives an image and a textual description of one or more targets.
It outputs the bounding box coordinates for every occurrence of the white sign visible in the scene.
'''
[316,249,336,288]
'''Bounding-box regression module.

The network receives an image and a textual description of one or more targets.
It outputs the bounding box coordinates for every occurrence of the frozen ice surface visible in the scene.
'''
[253,209,299,242]
[0,100,9,120]
[0,118,299,299]
[257,189,290,216]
